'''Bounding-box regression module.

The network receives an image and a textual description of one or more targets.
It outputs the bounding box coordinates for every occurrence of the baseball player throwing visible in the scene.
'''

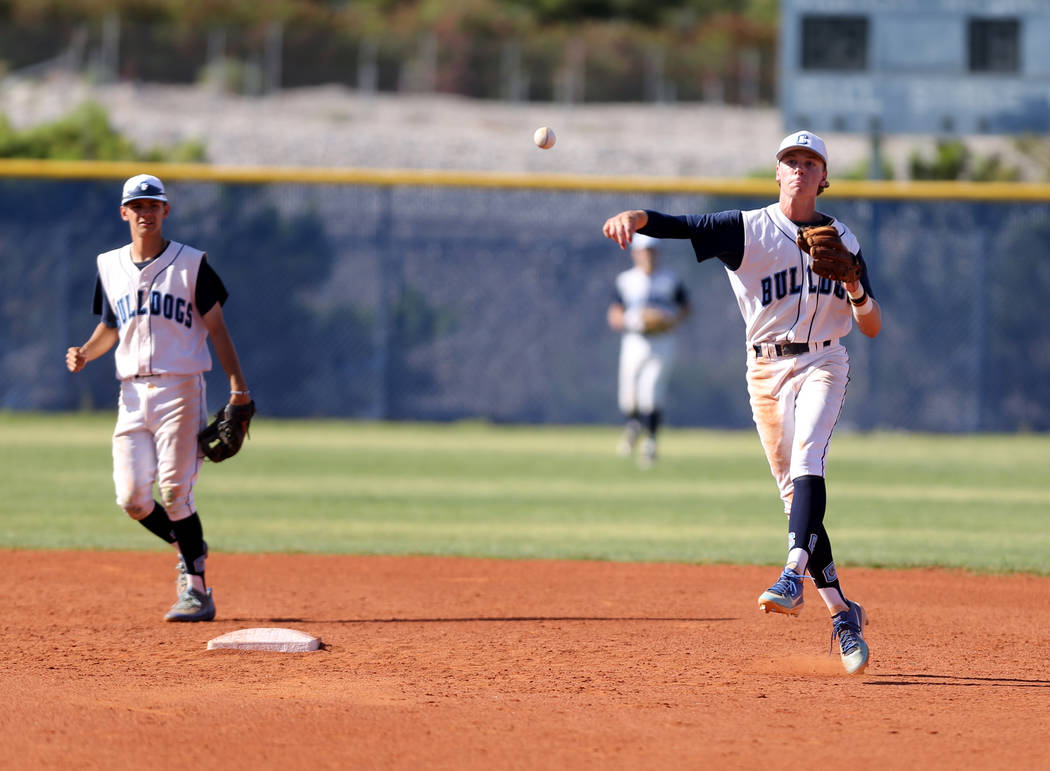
[66,173,251,622]
[608,233,691,468]
[602,131,882,674]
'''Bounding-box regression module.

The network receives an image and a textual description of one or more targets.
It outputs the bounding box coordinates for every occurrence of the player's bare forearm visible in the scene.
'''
[607,304,625,332]
[202,305,251,405]
[602,210,649,249]
[66,323,118,373]
[853,298,882,337]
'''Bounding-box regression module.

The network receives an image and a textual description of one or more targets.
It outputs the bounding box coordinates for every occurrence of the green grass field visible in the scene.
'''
[1,412,1047,574]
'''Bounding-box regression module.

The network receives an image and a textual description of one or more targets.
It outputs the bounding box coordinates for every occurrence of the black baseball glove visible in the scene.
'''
[796,224,862,284]
[198,400,256,462]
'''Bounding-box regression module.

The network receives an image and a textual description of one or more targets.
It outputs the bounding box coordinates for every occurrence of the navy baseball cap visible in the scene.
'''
[776,131,828,167]
[121,173,168,204]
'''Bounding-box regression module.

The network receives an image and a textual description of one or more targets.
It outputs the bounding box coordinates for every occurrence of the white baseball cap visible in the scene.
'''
[121,173,168,205]
[631,232,660,252]
[776,131,828,167]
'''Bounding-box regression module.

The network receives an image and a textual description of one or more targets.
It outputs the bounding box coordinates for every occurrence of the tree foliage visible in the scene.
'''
[0,101,205,161]
[908,140,1019,182]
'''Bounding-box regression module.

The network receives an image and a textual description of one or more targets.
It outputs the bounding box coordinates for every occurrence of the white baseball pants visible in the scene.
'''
[618,332,676,415]
[746,345,849,512]
[112,373,208,522]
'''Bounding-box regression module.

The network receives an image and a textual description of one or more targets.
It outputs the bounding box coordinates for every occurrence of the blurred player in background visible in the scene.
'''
[65,173,252,623]
[607,233,691,468]
[602,131,882,674]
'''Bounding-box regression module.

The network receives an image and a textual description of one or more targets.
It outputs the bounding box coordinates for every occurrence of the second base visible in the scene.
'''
[206,627,321,652]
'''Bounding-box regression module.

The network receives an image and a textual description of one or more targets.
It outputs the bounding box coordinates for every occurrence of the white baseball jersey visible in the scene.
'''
[96,242,212,379]
[730,204,859,347]
[639,204,872,350]
[613,265,688,337]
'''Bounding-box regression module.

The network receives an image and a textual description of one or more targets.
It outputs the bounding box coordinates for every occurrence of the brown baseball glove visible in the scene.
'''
[198,400,256,462]
[641,307,675,334]
[796,225,861,284]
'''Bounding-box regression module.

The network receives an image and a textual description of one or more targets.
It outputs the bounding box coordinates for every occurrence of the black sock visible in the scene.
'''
[788,474,826,559]
[170,513,206,586]
[137,501,177,544]
[643,410,662,438]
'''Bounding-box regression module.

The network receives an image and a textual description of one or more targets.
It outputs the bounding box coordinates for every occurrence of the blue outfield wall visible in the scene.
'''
[2,166,1048,432]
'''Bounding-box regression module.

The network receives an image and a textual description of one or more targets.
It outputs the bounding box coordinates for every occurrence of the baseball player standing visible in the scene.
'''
[607,233,691,468]
[602,131,882,674]
[66,173,252,622]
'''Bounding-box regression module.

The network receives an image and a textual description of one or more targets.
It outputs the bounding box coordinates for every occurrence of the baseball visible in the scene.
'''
[533,126,556,150]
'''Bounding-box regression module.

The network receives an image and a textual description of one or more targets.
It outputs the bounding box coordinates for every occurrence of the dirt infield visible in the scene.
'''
[3,550,1048,770]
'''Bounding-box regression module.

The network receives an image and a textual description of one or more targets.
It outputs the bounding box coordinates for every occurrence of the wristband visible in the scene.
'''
[231,390,251,395]
[852,296,875,316]
[847,290,867,306]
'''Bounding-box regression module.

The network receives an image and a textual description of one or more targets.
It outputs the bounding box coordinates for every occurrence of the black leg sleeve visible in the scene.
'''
[170,513,207,578]
[787,474,826,557]
[806,522,843,591]
[137,501,177,544]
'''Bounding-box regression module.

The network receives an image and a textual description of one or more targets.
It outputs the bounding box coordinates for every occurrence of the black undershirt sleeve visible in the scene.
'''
[195,257,229,316]
[673,283,689,308]
[92,275,118,328]
[639,209,746,270]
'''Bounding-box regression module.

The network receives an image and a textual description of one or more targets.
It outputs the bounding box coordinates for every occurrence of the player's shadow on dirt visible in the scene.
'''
[868,673,1050,687]
[230,616,738,624]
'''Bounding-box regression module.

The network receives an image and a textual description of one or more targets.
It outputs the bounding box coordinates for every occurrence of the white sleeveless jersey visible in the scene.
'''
[729,204,860,347]
[96,241,213,379]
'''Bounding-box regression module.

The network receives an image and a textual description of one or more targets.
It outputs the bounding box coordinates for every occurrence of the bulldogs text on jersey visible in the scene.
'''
[729,204,859,347]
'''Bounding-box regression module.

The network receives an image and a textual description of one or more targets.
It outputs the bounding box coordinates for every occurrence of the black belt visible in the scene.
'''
[753,340,832,358]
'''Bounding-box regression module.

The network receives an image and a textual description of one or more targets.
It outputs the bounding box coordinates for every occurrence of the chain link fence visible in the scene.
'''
[2,173,1048,431]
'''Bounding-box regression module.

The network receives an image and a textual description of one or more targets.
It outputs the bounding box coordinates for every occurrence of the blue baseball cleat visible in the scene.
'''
[758,568,805,615]
[830,600,869,674]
